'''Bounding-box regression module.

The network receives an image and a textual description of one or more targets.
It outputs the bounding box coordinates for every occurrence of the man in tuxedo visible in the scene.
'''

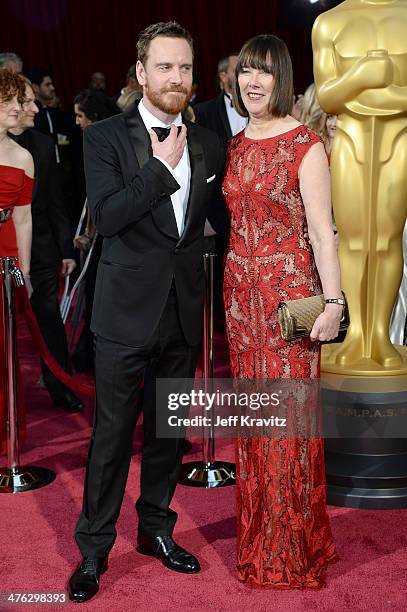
[25,69,58,153]
[25,68,72,162]
[194,53,247,146]
[9,82,83,412]
[68,21,227,603]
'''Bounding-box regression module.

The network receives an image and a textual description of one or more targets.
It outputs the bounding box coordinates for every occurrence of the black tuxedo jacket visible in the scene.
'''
[194,94,232,147]
[33,105,71,139]
[14,129,73,265]
[84,104,227,348]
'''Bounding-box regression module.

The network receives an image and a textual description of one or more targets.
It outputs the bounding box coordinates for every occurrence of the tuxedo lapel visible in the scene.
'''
[177,121,207,246]
[124,105,151,168]
[124,106,179,240]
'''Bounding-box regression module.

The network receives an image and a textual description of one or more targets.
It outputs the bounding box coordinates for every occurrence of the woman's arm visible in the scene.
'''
[13,148,34,290]
[13,204,32,278]
[299,141,343,341]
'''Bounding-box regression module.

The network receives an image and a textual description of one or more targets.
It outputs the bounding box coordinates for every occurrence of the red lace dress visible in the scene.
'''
[0,165,34,454]
[223,126,339,588]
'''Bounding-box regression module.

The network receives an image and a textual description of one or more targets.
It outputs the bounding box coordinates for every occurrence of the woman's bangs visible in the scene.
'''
[240,43,274,75]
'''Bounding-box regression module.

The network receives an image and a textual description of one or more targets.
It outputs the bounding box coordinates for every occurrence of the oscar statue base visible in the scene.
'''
[325,448,407,509]
[0,466,56,493]
[321,369,407,509]
[179,461,236,488]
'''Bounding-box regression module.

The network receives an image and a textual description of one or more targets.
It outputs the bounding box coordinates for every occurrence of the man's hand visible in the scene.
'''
[61,258,77,276]
[150,124,187,169]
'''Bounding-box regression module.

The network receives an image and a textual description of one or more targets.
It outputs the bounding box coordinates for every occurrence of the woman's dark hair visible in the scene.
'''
[233,34,293,118]
[73,89,119,122]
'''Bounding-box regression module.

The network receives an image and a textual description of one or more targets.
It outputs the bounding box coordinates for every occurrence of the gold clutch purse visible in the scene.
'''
[277,293,349,341]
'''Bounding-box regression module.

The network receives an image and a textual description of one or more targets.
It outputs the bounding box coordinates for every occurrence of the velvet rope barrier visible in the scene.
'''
[16,287,95,397]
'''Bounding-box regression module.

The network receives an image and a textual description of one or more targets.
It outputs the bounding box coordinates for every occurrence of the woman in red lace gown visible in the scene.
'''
[0,69,34,454]
[223,36,343,588]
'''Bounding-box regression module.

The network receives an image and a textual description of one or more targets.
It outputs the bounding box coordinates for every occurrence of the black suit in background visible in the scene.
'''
[33,105,72,147]
[194,93,233,324]
[34,104,78,227]
[194,93,232,148]
[74,104,227,558]
[13,129,77,401]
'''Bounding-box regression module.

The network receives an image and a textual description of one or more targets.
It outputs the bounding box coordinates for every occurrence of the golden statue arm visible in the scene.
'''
[356,85,407,113]
[312,17,394,114]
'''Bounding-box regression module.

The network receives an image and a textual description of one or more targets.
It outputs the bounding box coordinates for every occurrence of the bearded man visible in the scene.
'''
[68,21,227,603]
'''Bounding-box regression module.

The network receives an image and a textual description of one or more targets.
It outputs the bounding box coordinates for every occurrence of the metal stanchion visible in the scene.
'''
[0,257,55,493]
[179,252,235,488]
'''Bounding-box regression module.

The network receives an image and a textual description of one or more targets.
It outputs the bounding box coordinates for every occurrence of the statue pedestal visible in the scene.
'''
[321,346,407,509]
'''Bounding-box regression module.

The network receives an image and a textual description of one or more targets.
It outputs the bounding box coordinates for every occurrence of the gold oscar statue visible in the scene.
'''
[312,0,407,375]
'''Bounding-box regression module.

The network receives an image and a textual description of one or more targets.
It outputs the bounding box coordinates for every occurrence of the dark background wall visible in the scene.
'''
[0,0,342,108]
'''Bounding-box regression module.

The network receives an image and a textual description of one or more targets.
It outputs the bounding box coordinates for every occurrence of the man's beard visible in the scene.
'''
[144,83,192,115]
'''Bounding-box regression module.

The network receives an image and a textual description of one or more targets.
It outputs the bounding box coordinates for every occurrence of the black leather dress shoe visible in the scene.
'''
[48,386,84,413]
[68,557,107,603]
[137,533,200,574]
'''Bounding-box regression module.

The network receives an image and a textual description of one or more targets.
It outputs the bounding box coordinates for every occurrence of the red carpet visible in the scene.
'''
[1,324,406,612]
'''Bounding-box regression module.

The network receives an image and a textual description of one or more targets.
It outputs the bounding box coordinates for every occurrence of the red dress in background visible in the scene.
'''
[0,165,34,454]
[223,126,339,588]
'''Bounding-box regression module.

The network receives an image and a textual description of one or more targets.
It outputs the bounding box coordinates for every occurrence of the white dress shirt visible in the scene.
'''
[138,98,191,236]
[43,106,60,164]
[224,93,247,137]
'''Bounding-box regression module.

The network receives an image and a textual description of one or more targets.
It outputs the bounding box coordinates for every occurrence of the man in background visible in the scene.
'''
[89,71,106,91]
[194,53,247,146]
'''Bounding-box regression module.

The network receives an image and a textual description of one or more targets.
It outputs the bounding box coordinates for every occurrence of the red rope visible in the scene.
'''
[16,288,96,397]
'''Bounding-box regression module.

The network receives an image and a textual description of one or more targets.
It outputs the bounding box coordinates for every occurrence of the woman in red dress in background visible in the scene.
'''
[0,69,34,454]
[223,36,343,588]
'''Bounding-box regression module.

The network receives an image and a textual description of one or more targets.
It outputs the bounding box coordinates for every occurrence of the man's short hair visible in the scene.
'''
[217,52,239,76]
[137,21,193,66]
[24,67,51,86]
[0,52,23,71]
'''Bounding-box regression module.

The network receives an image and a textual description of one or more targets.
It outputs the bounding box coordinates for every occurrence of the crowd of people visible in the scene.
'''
[0,13,404,603]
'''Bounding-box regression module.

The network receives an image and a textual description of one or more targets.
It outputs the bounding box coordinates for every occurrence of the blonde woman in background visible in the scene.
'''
[301,83,339,248]
[300,83,337,159]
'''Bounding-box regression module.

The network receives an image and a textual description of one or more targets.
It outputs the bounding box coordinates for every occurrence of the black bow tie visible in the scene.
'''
[151,125,182,142]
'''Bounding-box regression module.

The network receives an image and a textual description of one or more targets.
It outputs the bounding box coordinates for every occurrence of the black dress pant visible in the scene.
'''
[75,287,198,558]
[30,262,71,389]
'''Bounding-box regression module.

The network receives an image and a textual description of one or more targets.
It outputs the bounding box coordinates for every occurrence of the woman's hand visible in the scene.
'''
[310,303,343,341]
[24,275,33,299]
[74,234,91,252]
